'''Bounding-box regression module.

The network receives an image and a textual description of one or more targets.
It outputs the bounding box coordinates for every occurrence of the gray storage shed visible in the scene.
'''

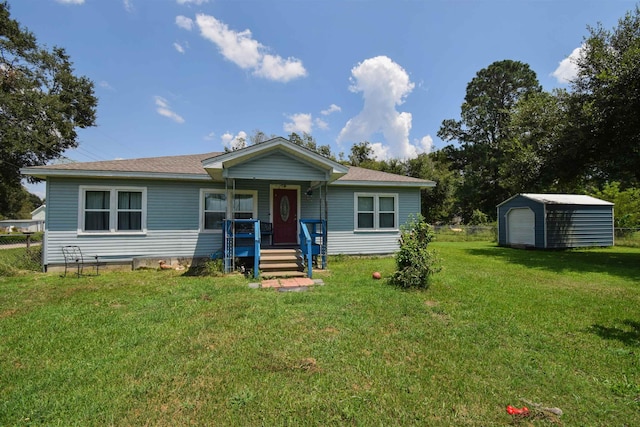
[497,194,614,249]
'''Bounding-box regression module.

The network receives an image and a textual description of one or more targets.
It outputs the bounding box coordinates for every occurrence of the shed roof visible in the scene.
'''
[500,193,613,207]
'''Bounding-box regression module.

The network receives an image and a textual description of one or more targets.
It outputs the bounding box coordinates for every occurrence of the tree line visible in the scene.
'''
[1,3,638,227]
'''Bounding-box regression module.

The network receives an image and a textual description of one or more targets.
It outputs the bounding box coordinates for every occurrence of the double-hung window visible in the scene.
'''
[203,191,227,230]
[84,190,111,231]
[201,189,258,231]
[80,187,146,233]
[355,193,398,231]
[117,191,143,231]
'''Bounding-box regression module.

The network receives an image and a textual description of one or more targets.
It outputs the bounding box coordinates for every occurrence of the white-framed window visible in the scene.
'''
[200,189,258,231]
[354,193,398,231]
[79,186,146,233]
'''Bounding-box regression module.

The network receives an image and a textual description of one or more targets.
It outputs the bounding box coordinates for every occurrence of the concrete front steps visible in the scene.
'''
[259,248,306,278]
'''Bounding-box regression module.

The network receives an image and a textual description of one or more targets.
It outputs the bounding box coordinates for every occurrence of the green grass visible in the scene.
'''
[1,243,639,426]
[0,246,42,275]
[616,230,640,248]
[433,226,497,242]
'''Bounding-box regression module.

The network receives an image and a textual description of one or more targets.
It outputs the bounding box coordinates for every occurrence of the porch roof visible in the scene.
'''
[201,137,349,182]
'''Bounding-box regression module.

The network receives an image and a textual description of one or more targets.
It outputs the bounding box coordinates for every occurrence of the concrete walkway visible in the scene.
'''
[249,277,324,291]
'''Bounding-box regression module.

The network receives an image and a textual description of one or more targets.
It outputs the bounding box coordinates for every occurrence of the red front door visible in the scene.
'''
[273,189,298,244]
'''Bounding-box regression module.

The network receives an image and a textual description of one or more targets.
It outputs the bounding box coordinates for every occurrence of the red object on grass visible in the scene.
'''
[506,405,530,416]
[372,272,382,279]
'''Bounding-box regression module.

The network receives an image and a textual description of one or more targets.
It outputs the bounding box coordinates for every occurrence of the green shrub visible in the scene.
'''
[468,209,489,225]
[185,258,225,276]
[389,216,441,289]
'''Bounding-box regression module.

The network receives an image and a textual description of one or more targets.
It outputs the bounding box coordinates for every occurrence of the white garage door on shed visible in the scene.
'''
[507,208,535,246]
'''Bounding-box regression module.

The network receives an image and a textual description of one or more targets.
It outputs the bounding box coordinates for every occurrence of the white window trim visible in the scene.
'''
[199,189,258,233]
[354,192,399,232]
[78,186,147,235]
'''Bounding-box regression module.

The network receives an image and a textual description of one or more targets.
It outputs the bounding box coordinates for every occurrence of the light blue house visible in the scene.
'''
[22,137,435,277]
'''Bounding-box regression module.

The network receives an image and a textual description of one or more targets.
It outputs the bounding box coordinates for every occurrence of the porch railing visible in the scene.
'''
[222,219,260,279]
[299,219,327,278]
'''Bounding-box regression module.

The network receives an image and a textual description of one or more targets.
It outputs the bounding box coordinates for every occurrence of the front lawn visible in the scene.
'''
[1,242,638,426]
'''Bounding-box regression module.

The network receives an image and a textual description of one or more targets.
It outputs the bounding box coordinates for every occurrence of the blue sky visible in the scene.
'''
[10,0,637,197]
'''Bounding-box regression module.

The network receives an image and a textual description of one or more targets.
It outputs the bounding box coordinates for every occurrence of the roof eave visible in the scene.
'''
[331,180,435,188]
[20,168,211,181]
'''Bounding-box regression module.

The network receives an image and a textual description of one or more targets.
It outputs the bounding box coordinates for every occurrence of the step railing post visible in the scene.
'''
[254,220,260,279]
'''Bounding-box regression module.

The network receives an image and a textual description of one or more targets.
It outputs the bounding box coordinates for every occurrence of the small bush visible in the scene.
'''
[184,258,225,277]
[389,216,441,289]
[468,209,489,225]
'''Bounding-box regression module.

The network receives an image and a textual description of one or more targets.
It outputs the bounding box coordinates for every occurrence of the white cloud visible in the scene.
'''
[221,131,248,150]
[321,104,341,115]
[552,45,584,84]
[55,0,84,4]
[254,54,307,82]
[415,135,433,153]
[283,113,313,134]
[154,96,185,124]
[123,0,134,13]
[369,142,390,161]
[99,81,114,90]
[177,0,209,4]
[204,131,216,141]
[337,56,428,160]
[176,15,194,31]
[194,14,307,82]
[315,118,329,130]
[173,42,186,54]
[196,14,261,69]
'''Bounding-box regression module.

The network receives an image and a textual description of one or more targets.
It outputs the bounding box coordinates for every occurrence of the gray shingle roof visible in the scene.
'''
[35,152,221,175]
[24,151,435,185]
[339,166,432,184]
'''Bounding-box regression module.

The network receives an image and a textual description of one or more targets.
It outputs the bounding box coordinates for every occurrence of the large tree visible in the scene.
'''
[406,151,460,224]
[0,2,97,217]
[438,60,541,220]
[568,5,640,186]
[501,89,575,193]
[0,184,42,220]
[287,131,335,160]
[348,141,375,166]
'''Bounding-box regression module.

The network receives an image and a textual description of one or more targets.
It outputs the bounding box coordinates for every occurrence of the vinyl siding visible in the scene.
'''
[546,205,614,248]
[326,186,421,231]
[328,231,400,254]
[43,177,422,264]
[227,152,328,181]
[44,177,324,265]
[46,230,221,265]
[325,185,421,254]
[45,177,225,265]
[47,177,215,231]
[47,177,81,231]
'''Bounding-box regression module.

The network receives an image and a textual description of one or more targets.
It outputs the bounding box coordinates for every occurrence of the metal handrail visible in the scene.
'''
[300,220,313,278]
[222,219,261,279]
